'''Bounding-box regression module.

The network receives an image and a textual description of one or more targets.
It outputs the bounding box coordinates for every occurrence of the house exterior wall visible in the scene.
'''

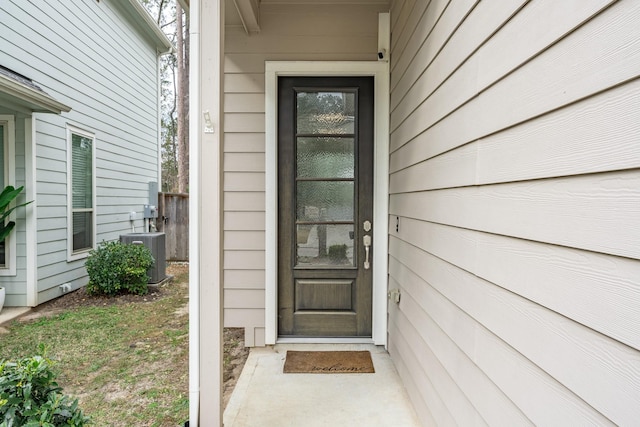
[0,0,164,305]
[223,2,388,346]
[388,0,640,425]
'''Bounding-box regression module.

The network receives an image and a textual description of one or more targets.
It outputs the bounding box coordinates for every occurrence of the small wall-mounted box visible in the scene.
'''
[388,288,401,304]
[143,204,158,219]
[130,211,137,221]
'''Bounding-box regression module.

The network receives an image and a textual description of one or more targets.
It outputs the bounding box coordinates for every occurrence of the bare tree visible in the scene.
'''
[139,0,188,193]
[176,2,189,193]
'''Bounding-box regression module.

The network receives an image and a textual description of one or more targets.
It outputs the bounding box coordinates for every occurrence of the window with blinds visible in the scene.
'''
[69,129,94,255]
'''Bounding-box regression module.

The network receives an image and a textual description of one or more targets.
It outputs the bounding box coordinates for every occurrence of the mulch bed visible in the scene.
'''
[30,285,166,313]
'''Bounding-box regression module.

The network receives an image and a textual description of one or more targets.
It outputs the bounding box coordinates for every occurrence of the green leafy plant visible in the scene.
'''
[85,241,154,296]
[0,344,90,426]
[0,186,32,242]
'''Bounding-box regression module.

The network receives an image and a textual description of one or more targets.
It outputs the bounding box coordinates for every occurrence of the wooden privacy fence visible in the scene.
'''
[157,192,189,261]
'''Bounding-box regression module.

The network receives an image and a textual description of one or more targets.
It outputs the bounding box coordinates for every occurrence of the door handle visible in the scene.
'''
[363,234,371,269]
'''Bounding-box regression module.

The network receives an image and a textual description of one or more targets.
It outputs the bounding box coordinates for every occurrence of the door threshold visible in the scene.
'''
[277,337,374,344]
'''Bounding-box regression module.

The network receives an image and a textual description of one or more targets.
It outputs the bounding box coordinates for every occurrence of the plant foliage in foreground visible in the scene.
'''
[0,266,190,426]
[85,241,154,296]
[0,344,90,426]
[0,185,32,242]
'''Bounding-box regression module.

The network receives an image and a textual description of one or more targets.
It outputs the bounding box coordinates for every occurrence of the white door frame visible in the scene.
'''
[264,61,390,346]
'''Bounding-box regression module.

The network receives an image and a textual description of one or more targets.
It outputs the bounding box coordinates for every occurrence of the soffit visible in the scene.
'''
[261,0,389,3]
[225,0,389,33]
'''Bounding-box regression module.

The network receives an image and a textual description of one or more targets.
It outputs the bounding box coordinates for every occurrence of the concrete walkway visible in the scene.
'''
[0,306,31,330]
[224,343,420,427]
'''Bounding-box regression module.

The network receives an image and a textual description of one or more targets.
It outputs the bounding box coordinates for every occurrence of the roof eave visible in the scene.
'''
[124,0,174,54]
[0,74,71,114]
[178,0,190,11]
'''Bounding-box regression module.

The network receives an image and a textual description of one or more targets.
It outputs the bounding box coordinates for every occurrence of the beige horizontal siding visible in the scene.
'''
[224,270,265,289]
[391,217,640,350]
[391,0,628,157]
[223,211,265,231]
[224,93,265,113]
[223,231,265,251]
[224,192,265,211]
[224,250,265,270]
[390,79,640,180]
[224,133,265,152]
[224,153,265,172]
[223,172,265,192]
[224,289,265,309]
[391,171,640,259]
[389,0,640,425]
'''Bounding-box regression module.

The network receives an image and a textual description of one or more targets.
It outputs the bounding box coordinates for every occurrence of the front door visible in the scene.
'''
[278,76,374,337]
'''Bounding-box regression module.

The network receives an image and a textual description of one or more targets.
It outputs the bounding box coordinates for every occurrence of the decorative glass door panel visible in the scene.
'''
[278,76,374,337]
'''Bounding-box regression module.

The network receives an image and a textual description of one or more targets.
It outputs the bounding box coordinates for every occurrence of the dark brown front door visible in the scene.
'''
[278,76,374,337]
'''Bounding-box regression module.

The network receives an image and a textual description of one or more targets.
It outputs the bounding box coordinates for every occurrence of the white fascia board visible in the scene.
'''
[0,74,70,114]
[123,0,174,54]
[179,0,190,11]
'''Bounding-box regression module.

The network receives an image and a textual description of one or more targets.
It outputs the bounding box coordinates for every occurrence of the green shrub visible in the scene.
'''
[0,346,90,426]
[85,240,154,296]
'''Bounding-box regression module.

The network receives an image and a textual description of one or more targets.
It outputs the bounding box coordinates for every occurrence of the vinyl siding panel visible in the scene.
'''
[389,0,640,425]
[224,269,265,289]
[222,2,387,335]
[0,0,161,305]
[223,211,265,231]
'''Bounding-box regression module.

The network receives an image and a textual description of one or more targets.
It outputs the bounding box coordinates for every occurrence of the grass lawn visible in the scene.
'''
[0,265,190,427]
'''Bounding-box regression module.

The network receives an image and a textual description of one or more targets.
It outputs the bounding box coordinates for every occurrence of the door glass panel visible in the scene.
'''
[297,91,355,134]
[297,137,354,178]
[296,181,354,222]
[296,224,354,267]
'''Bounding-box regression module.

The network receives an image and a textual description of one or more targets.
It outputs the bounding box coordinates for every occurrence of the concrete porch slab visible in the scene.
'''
[224,343,420,427]
[0,306,31,329]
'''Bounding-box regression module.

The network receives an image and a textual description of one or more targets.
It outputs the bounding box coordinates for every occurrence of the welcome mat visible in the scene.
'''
[283,350,375,374]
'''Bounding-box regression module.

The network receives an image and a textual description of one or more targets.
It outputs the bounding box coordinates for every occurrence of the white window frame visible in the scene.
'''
[0,115,17,276]
[66,125,96,261]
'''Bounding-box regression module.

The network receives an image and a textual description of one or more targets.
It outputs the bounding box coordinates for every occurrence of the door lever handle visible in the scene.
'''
[363,234,372,269]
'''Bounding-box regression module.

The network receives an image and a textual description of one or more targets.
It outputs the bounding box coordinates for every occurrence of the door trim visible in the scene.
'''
[265,61,390,346]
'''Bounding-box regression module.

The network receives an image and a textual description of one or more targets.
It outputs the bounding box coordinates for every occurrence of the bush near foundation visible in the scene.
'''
[85,240,154,296]
[0,346,90,426]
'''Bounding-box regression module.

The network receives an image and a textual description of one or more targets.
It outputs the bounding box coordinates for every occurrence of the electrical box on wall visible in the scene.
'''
[149,181,158,206]
[143,204,158,219]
